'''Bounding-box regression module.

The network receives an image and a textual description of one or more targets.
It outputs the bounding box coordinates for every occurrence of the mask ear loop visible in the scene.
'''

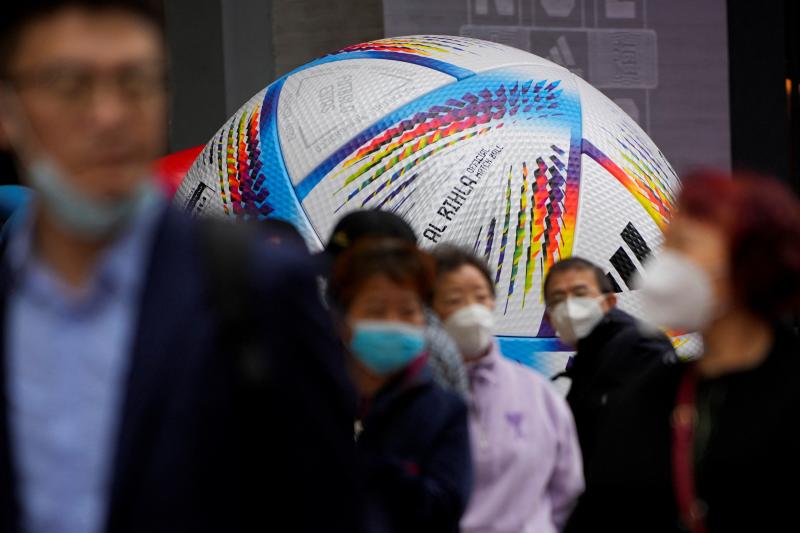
[0,84,11,152]
[0,82,50,170]
[0,83,48,221]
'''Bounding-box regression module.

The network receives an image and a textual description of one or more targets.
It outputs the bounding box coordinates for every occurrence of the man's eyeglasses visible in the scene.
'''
[3,63,168,109]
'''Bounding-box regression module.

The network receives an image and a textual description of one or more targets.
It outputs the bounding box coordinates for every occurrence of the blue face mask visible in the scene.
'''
[350,320,426,376]
[27,158,154,240]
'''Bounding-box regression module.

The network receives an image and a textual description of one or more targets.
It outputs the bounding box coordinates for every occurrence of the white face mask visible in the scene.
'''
[638,250,717,332]
[443,304,495,360]
[549,296,606,346]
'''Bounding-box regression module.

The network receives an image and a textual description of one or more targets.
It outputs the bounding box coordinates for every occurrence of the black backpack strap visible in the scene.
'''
[198,219,269,388]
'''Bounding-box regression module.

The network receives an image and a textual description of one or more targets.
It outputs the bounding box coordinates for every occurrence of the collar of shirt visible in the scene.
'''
[466,340,502,387]
[5,188,165,313]
[365,354,433,416]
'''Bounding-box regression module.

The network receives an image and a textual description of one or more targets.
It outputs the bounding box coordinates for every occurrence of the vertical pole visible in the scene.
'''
[220,0,276,115]
[163,0,228,151]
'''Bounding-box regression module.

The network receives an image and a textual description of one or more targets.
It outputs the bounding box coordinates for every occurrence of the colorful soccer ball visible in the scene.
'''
[175,35,688,374]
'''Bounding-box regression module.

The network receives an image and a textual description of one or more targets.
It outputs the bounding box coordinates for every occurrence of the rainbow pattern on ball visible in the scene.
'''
[176,35,693,373]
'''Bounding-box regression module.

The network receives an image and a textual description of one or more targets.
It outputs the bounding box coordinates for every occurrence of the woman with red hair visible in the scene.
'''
[566,171,800,533]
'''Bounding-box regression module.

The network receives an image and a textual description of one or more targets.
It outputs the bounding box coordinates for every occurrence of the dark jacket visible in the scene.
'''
[0,208,361,532]
[563,307,674,476]
[566,325,800,533]
[357,362,472,533]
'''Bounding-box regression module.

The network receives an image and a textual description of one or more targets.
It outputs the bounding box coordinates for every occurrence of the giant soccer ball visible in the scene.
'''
[176,36,689,373]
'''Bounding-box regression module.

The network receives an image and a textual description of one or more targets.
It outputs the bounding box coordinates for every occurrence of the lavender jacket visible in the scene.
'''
[461,342,584,533]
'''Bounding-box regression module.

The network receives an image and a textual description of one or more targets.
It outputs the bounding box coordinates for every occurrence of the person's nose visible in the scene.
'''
[87,84,130,130]
[384,310,405,323]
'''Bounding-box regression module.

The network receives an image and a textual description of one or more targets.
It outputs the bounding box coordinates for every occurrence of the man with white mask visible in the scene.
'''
[432,244,583,533]
[544,256,675,479]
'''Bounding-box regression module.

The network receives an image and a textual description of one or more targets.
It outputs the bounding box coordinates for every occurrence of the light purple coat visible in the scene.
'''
[461,342,584,533]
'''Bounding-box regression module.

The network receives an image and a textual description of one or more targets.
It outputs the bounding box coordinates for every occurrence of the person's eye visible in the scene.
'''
[42,70,89,99]
[118,67,166,99]
[360,304,385,318]
[402,302,422,316]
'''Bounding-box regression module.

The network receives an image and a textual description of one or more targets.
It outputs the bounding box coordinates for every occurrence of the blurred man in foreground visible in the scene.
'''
[0,2,359,532]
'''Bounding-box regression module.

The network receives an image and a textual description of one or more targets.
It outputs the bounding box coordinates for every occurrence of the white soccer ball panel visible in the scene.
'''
[278,59,454,187]
[574,155,664,310]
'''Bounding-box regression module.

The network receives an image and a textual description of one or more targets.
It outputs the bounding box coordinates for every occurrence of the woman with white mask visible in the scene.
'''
[431,245,584,533]
[566,171,800,533]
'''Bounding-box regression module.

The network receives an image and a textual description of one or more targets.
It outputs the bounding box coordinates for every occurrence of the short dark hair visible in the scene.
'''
[431,244,496,297]
[325,209,416,259]
[0,0,165,77]
[543,256,614,302]
[329,238,435,311]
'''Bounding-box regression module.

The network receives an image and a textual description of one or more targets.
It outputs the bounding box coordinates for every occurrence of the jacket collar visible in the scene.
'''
[104,207,196,528]
[362,355,433,420]
[576,308,634,349]
[565,308,635,377]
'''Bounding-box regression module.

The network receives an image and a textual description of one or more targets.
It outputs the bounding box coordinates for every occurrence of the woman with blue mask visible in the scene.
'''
[430,245,584,533]
[328,238,472,533]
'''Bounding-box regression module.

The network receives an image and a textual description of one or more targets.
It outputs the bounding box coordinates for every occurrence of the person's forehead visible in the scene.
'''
[438,264,489,290]
[359,273,414,292]
[547,267,599,292]
[10,7,163,70]
[665,215,729,267]
[667,214,726,244]
[353,274,420,304]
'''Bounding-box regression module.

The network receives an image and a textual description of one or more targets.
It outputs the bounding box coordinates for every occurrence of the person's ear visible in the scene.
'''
[0,98,10,149]
[429,292,441,318]
[338,315,353,345]
[0,88,21,150]
[711,270,733,313]
[602,292,617,312]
